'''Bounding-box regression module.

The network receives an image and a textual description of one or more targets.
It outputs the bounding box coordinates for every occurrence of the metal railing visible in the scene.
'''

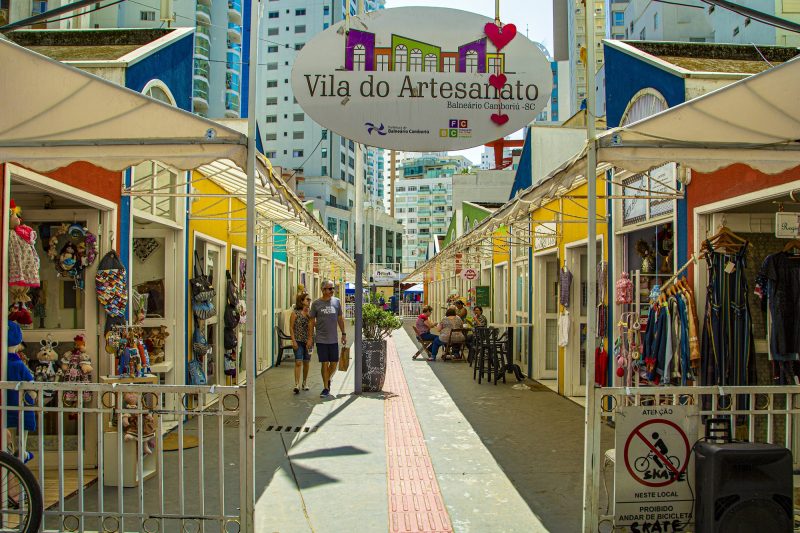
[586,384,800,531]
[400,302,422,318]
[0,380,246,533]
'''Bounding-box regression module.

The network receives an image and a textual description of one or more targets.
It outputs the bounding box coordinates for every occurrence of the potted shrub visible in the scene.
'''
[361,303,402,392]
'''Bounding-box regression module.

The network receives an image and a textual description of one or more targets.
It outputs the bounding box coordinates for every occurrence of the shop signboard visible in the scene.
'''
[614,404,698,532]
[373,268,399,284]
[291,7,552,151]
[775,211,800,238]
[461,267,478,281]
[534,222,556,250]
[475,285,491,307]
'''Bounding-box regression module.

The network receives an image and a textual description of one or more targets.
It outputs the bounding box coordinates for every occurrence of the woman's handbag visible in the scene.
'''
[192,327,210,358]
[188,358,207,385]
[95,250,128,318]
[338,345,350,372]
[190,250,216,303]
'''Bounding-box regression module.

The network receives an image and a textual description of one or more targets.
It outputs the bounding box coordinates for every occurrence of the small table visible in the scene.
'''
[488,323,534,382]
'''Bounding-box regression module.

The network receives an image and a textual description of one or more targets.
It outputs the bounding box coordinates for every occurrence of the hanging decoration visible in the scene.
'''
[133,237,160,263]
[95,250,128,319]
[8,200,41,290]
[42,222,98,290]
[484,15,517,126]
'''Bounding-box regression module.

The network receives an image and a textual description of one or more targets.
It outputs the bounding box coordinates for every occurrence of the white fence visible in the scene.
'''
[399,302,421,319]
[0,380,247,533]
[586,385,800,531]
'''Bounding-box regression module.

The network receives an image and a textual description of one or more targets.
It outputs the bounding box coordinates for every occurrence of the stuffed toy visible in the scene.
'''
[635,239,655,274]
[121,393,156,455]
[61,334,93,404]
[8,201,40,289]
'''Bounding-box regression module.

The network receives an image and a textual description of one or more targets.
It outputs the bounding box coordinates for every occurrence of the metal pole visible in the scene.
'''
[389,150,397,218]
[353,0,365,395]
[243,0,260,529]
[582,0,600,530]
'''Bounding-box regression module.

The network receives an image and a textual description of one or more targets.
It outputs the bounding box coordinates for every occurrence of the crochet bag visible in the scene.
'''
[190,250,216,304]
[192,326,210,358]
[188,358,206,386]
[615,272,633,305]
[95,251,128,318]
[192,300,217,320]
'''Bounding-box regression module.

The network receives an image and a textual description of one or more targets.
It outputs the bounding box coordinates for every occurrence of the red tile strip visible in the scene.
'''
[385,337,452,533]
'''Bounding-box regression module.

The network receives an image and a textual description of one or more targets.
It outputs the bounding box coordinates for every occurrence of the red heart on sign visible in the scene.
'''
[491,113,509,126]
[484,22,517,51]
[489,73,507,90]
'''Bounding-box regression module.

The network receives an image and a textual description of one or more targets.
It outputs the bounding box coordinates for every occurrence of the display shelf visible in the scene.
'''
[102,437,157,487]
[149,361,174,374]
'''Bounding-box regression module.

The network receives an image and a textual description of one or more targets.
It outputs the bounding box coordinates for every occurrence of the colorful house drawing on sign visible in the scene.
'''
[345,29,504,74]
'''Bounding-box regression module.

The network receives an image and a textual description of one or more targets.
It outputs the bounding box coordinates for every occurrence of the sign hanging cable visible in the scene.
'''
[699,0,800,33]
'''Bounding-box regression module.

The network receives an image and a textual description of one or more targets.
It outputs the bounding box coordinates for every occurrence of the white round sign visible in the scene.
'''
[291,7,553,151]
[461,268,478,281]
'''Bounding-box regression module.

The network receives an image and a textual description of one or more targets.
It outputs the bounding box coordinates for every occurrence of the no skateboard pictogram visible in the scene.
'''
[623,418,690,488]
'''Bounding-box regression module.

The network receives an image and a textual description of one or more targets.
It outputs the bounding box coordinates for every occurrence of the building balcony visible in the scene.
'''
[227,23,242,43]
[192,78,209,110]
[197,0,211,5]
[193,59,210,80]
[228,0,242,24]
[325,201,350,211]
[225,91,240,113]
[195,3,211,24]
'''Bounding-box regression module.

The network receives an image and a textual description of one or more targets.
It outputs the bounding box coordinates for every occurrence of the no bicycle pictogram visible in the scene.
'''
[623,418,690,488]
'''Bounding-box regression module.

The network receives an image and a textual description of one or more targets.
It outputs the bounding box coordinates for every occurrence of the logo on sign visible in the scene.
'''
[623,418,690,488]
[461,268,478,281]
[365,122,387,136]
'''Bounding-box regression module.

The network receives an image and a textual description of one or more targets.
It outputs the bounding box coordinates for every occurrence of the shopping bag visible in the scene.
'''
[338,345,350,372]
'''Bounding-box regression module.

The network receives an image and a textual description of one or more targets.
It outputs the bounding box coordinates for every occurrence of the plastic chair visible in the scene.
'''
[442,328,467,361]
[275,325,294,366]
[412,325,433,359]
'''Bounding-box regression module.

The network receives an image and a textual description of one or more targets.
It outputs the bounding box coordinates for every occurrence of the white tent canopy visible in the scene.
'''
[0,36,353,273]
[0,37,248,172]
[558,55,800,180]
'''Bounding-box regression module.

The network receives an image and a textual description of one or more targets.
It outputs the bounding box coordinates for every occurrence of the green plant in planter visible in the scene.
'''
[362,304,402,341]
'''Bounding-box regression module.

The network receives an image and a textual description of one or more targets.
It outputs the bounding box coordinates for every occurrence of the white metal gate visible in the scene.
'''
[585,385,800,531]
[0,381,248,533]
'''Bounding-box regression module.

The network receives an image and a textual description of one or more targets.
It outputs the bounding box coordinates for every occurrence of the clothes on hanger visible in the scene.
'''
[557,310,571,347]
[700,237,755,387]
[755,250,800,361]
[559,266,572,308]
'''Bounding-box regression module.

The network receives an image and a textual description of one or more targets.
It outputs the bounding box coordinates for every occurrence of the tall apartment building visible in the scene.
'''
[607,0,629,39]
[567,0,606,114]
[258,0,396,255]
[394,155,471,270]
[1,0,249,120]
[706,1,800,46]
[622,0,712,42]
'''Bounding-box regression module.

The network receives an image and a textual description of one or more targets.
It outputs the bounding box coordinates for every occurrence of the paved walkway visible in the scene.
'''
[62,325,609,532]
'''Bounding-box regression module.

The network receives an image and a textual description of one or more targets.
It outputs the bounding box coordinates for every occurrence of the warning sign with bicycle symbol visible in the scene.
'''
[614,404,698,531]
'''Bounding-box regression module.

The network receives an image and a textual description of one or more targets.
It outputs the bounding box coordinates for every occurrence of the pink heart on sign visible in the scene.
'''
[489,73,507,90]
[484,22,517,51]
[491,113,509,126]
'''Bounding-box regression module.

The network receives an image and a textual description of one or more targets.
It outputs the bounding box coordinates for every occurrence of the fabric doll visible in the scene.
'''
[121,393,156,455]
[62,334,93,404]
[6,321,36,463]
[8,201,41,289]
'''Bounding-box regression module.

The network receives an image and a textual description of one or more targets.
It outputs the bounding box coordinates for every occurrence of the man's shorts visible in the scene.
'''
[316,343,339,363]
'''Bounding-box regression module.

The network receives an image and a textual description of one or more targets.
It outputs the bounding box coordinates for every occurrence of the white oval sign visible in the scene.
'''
[291,7,553,151]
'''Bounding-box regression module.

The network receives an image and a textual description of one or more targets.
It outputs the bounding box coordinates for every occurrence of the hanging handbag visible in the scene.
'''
[188,358,207,385]
[192,326,210,358]
[615,272,633,305]
[190,250,216,303]
[192,299,217,320]
[226,270,239,307]
[95,250,128,318]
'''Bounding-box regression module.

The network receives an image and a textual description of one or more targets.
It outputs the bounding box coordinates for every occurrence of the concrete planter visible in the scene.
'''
[362,339,387,392]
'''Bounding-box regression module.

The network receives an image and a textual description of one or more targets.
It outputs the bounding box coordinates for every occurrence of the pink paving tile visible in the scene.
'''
[384,337,453,533]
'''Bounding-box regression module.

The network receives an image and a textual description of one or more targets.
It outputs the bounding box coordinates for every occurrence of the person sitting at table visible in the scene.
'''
[413,306,437,360]
[454,299,468,321]
[429,307,466,361]
[472,306,488,328]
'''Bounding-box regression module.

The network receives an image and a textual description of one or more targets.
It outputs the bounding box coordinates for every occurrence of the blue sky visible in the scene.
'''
[384,0,554,164]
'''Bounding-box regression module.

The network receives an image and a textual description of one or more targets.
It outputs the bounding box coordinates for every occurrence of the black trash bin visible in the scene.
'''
[362,339,386,392]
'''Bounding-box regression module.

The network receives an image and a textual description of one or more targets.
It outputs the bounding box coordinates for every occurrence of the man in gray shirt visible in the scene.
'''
[309,280,347,397]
